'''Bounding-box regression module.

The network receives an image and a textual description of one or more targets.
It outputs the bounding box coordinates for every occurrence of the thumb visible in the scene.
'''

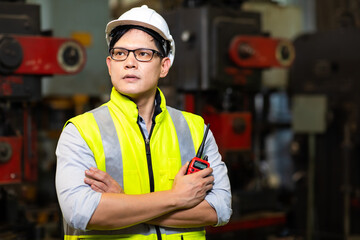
[178,161,189,176]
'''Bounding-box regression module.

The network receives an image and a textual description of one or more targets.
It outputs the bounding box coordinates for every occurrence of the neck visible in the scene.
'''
[136,95,156,133]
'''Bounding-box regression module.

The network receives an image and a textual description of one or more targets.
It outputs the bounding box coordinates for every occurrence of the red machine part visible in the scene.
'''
[0,75,23,96]
[0,106,38,184]
[229,36,295,68]
[184,93,195,113]
[0,35,86,75]
[203,112,252,152]
[23,106,38,182]
[0,136,23,184]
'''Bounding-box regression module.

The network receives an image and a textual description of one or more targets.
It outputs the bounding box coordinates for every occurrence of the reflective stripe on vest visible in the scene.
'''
[64,105,205,239]
[92,106,124,186]
[63,218,158,237]
[165,106,195,166]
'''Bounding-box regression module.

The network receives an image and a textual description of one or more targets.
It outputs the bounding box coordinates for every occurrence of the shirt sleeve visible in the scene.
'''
[55,123,102,230]
[203,127,233,227]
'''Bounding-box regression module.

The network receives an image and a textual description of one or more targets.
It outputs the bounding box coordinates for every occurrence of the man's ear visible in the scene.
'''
[106,56,112,76]
[160,57,171,78]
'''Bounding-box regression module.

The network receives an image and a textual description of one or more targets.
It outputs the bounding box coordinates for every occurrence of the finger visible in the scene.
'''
[86,168,109,184]
[84,177,91,185]
[204,175,214,184]
[88,167,106,179]
[199,176,214,193]
[206,179,215,189]
[85,177,107,192]
[204,184,213,193]
[91,184,104,193]
[92,180,107,191]
[84,177,98,186]
[203,176,214,187]
[85,168,99,179]
[192,167,213,178]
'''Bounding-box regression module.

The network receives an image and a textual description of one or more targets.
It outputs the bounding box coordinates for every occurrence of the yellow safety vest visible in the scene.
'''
[63,88,206,240]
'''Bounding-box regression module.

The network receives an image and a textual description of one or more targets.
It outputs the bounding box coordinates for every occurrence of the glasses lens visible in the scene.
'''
[111,48,128,61]
[134,49,154,61]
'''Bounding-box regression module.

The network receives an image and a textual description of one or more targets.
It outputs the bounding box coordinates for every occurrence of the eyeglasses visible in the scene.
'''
[109,47,164,62]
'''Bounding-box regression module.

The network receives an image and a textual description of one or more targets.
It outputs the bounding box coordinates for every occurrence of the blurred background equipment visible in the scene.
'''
[161,2,296,239]
[1,0,360,239]
[289,22,360,240]
[0,1,87,239]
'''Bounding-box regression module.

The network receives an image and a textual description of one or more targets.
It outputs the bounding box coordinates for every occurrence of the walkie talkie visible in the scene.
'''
[186,124,211,174]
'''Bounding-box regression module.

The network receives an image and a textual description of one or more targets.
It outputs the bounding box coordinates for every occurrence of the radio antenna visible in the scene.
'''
[196,123,210,158]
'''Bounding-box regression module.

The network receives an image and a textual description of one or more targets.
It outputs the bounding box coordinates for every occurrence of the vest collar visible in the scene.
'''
[109,87,167,123]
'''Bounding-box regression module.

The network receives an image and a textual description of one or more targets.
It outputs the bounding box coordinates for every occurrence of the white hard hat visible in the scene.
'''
[105,5,175,66]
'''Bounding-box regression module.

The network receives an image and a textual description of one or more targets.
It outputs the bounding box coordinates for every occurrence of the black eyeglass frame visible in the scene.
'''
[109,47,164,62]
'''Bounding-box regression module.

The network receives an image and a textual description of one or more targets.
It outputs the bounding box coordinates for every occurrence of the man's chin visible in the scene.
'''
[114,86,157,103]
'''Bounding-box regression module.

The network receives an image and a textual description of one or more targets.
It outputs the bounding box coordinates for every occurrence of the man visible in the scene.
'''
[55,5,232,239]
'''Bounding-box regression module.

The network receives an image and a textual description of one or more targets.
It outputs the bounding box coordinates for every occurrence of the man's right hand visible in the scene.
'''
[171,162,214,210]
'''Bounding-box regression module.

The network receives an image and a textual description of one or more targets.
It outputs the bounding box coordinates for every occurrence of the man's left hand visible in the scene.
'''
[84,167,124,193]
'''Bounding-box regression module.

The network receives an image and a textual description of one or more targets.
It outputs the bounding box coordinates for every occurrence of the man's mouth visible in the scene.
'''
[123,74,139,80]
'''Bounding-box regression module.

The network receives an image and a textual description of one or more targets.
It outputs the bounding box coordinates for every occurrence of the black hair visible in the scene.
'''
[108,25,170,58]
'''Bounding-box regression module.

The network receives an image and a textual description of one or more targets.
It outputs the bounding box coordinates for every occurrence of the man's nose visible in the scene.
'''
[124,52,137,68]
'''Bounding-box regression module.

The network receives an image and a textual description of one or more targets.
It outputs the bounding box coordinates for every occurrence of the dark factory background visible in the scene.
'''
[1,0,360,239]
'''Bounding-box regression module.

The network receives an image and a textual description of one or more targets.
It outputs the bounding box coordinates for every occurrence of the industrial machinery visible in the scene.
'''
[162,2,295,239]
[163,3,294,151]
[289,24,360,240]
[0,1,86,238]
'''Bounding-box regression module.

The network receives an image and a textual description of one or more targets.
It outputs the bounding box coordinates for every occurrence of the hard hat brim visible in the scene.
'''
[105,19,172,45]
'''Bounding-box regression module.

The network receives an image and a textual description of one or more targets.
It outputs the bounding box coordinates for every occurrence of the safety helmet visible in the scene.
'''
[105,5,175,66]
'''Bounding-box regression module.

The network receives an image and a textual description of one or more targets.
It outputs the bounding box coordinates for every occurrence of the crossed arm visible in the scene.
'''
[85,164,218,230]
[56,124,231,231]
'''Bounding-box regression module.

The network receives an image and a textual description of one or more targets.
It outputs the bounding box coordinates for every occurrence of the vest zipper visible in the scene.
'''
[144,137,154,192]
[137,120,162,240]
